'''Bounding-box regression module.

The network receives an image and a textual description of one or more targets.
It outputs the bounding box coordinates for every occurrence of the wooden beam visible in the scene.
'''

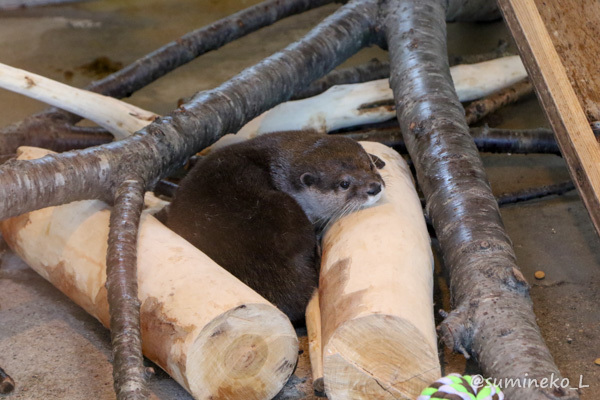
[534,0,600,122]
[498,0,600,236]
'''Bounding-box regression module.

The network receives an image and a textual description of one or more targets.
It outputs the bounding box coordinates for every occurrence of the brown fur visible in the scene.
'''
[166,131,384,324]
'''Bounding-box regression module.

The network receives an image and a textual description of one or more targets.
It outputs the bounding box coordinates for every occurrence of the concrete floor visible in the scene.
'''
[0,1,599,399]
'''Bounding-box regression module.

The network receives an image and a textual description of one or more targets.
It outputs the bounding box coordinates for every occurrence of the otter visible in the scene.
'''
[166,130,385,324]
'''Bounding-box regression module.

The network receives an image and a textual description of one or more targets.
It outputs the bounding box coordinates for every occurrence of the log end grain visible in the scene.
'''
[186,304,299,400]
[323,314,440,400]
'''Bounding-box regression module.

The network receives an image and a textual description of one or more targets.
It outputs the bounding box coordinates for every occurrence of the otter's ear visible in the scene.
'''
[300,172,317,187]
[369,154,386,169]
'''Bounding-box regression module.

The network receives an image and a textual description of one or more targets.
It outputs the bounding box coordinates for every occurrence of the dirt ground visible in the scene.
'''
[0,1,598,399]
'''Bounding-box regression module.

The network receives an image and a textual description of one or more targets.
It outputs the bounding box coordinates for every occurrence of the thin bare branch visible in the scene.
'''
[446,0,501,21]
[0,0,335,153]
[293,41,515,101]
[106,179,146,400]
[497,180,575,206]
[465,78,534,125]
[291,58,390,100]
[0,0,378,218]
[0,0,86,9]
[448,40,512,65]
[42,126,114,152]
[339,123,560,154]
[88,0,336,99]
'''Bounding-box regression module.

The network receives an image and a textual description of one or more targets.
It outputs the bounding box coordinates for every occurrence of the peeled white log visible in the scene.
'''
[450,55,527,102]
[320,142,440,399]
[205,55,527,154]
[0,147,298,400]
[0,62,157,139]
[0,56,523,148]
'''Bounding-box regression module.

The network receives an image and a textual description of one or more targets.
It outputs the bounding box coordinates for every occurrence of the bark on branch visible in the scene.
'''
[0,0,334,153]
[106,179,147,400]
[497,180,575,206]
[0,0,379,220]
[292,43,514,101]
[465,78,534,125]
[0,4,378,399]
[380,1,576,399]
[86,0,335,100]
[340,124,560,155]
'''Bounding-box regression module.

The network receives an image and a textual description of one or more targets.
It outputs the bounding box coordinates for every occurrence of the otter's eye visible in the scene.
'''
[340,180,351,190]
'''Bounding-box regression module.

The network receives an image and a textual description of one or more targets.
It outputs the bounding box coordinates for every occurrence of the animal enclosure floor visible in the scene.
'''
[0,1,599,399]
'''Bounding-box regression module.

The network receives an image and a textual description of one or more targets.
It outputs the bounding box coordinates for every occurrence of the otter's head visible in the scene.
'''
[280,136,386,226]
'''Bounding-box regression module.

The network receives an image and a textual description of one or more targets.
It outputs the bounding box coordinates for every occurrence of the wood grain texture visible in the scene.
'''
[305,291,324,393]
[0,147,299,400]
[534,0,600,122]
[499,0,600,237]
[320,142,439,400]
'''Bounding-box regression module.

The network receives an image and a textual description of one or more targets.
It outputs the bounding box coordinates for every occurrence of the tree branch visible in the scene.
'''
[0,0,378,215]
[448,39,512,66]
[106,179,147,400]
[380,0,576,399]
[0,0,86,9]
[465,78,534,125]
[0,62,157,140]
[39,126,113,152]
[339,123,560,154]
[0,0,335,153]
[497,180,575,206]
[445,0,501,21]
[292,43,515,101]
[87,0,336,99]
[291,58,390,100]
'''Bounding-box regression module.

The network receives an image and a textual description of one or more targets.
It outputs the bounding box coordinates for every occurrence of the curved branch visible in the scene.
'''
[448,40,512,65]
[446,0,501,21]
[86,0,335,99]
[497,180,575,206]
[106,179,147,400]
[0,0,84,9]
[0,0,378,219]
[0,62,157,140]
[465,78,534,125]
[340,124,561,154]
[0,0,334,153]
[0,121,113,156]
[469,125,559,154]
[291,58,390,100]
[380,0,576,399]
[293,39,513,101]
[42,126,114,152]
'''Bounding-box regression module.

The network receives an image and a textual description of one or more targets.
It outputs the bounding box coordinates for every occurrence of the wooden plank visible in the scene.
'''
[534,0,600,122]
[498,0,600,235]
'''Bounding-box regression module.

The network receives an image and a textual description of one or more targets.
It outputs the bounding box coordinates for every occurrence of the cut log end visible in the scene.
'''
[319,142,439,399]
[323,314,439,400]
[4,146,300,400]
[187,304,298,400]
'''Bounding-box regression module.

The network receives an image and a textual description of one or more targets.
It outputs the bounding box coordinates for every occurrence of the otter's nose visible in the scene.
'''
[367,182,382,196]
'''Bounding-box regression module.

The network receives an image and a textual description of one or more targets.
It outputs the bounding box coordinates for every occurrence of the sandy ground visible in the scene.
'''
[0,1,598,399]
